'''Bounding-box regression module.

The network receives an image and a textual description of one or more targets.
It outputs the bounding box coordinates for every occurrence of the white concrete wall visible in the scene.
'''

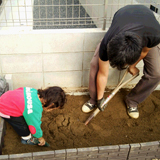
[0,28,147,91]
[0,28,107,90]
[0,0,159,91]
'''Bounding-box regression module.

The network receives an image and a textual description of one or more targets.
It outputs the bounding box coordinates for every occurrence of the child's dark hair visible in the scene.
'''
[38,86,66,109]
[107,32,142,70]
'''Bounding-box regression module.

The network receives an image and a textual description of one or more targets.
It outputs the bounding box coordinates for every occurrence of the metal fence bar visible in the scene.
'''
[18,0,21,26]
[85,0,87,26]
[79,1,80,25]
[2,0,7,27]
[25,0,27,25]
[9,0,13,26]
[103,0,108,30]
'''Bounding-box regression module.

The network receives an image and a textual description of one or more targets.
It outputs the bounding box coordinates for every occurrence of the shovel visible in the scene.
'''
[84,68,139,125]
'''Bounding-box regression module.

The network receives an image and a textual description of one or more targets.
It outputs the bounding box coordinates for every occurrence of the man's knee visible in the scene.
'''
[154,72,160,81]
[90,60,98,71]
[146,70,160,81]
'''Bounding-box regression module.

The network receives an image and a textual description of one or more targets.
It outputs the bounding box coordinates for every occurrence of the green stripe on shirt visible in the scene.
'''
[23,87,43,138]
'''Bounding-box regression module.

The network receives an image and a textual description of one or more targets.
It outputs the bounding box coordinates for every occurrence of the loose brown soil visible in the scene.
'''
[2,89,160,155]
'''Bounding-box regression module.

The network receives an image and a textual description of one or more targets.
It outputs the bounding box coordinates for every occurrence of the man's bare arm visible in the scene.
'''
[96,59,110,100]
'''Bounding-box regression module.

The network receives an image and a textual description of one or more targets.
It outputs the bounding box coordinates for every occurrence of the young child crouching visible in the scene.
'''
[0,86,66,146]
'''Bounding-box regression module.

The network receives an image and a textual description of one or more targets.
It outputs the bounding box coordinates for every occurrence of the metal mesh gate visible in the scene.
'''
[0,0,160,29]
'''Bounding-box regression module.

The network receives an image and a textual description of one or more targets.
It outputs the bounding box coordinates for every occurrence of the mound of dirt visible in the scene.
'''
[2,89,160,154]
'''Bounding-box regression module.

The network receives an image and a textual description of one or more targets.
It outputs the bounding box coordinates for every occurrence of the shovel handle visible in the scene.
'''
[85,109,100,125]
[84,70,139,125]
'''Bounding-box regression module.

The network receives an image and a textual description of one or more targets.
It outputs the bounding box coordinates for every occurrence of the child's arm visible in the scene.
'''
[23,87,43,139]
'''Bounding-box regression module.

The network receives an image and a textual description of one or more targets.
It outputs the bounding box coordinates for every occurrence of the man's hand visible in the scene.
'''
[97,97,107,111]
[128,47,151,76]
[128,66,139,76]
[38,137,45,146]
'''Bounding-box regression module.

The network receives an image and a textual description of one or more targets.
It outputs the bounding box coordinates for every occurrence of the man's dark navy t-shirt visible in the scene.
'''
[99,5,160,61]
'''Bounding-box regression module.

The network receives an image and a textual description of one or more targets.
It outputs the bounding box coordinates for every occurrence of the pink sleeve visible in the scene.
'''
[0,88,25,117]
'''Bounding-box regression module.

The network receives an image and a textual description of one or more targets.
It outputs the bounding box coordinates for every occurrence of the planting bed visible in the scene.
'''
[1,89,160,159]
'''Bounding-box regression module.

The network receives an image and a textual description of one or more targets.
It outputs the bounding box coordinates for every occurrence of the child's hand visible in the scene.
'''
[38,137,45,146]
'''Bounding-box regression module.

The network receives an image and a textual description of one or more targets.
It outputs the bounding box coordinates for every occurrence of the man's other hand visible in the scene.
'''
[128,66,139,76]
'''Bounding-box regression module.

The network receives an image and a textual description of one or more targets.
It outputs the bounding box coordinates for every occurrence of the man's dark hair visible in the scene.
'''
[38,86,66,109]
[107,32,142,70]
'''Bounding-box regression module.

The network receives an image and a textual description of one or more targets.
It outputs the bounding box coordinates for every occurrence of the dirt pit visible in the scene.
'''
[2,89,160,155]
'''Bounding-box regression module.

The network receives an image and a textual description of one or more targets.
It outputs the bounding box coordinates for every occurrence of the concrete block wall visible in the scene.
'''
[0,28,103,89]
[0,28,149,90]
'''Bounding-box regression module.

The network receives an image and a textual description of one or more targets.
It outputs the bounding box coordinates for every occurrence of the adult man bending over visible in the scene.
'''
[82,5,160,119]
